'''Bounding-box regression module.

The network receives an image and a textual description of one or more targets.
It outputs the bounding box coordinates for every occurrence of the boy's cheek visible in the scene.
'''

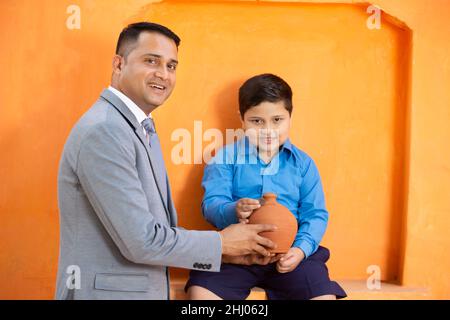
[245,129,258,145]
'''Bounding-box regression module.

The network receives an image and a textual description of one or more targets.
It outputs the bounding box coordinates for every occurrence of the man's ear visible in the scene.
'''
[112,55,123,75]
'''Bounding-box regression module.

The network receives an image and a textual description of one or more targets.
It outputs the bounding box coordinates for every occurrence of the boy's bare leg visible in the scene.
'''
[311,294,336,300]
[188,287,337,300]
[187,285,223,300]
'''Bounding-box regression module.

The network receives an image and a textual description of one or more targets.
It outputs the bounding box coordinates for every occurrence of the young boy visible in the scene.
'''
[185,74,347,300]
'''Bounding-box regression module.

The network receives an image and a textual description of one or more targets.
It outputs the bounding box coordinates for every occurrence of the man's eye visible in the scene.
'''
[168,64,177,71]
[146,59,157,64]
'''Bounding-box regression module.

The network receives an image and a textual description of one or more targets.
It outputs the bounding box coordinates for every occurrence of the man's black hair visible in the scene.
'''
[116,22,181,58]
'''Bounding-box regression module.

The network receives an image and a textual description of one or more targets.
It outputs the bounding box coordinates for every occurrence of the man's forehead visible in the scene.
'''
[134,31,178,57]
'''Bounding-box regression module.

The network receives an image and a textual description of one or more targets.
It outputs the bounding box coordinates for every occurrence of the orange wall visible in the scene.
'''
[0,0,449,299]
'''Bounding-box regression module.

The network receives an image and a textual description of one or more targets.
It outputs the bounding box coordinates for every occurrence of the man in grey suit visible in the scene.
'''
[55,22,277,300]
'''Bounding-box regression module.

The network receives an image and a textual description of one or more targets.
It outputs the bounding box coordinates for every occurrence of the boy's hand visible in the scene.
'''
[276,247,305,273]
[249,253,283,265]
[236,198,261,223]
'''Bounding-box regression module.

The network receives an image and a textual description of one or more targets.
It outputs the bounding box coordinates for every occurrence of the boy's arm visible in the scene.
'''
[293,157,329,259]
[201,159,239,230]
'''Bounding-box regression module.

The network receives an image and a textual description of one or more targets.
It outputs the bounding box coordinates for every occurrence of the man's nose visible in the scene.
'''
[154,65,169,81]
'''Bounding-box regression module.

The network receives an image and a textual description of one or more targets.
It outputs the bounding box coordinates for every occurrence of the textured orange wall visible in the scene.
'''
[0,0,449,299]
[137,1,412,284]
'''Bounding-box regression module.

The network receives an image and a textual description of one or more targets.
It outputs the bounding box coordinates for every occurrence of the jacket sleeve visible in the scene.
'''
[76,122,222,271]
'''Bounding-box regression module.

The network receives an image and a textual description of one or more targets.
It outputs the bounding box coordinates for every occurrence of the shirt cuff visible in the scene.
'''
[221,201,239,228]
[216,231,224,267]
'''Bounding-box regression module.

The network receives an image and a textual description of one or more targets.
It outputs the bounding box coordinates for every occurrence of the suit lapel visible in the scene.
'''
[166,176,178,227]
[100,89,172,224]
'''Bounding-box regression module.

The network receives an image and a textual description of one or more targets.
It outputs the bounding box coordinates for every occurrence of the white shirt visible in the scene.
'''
[108,86,152,137]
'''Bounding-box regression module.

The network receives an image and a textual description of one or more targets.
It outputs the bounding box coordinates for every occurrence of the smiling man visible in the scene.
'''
[55,22,277,300]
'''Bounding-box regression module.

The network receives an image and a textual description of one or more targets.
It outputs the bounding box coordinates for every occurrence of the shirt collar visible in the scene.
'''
[280,138,293,153]
[108,86,152,124]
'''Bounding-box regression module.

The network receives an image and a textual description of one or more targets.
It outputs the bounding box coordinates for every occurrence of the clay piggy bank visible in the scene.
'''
[249,193,298,253]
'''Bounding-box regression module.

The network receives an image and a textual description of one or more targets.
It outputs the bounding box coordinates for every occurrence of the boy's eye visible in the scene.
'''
[251,119,263,125]
[273,117,283,123]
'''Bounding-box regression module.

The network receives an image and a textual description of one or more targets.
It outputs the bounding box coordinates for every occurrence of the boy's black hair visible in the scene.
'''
[116,22,181,58]
[238,73,293,117]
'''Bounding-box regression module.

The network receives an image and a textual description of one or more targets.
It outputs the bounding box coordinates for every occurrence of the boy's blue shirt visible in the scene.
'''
[201,136,329,259]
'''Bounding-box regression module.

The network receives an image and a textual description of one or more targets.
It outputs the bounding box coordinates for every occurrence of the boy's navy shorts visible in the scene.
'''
[185,246,347,300]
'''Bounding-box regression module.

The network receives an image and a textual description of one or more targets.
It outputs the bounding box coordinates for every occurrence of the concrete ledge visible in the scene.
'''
[170,279,430,300]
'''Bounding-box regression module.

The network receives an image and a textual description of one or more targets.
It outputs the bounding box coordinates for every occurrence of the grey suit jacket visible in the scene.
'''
[55,89,222,300]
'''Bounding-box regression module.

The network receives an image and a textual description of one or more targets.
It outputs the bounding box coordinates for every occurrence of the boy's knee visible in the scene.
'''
[187,285,222,300]
[310,294,336,300]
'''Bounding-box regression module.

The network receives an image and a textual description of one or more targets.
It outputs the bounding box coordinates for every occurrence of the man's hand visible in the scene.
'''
[223,253,283,266]
[219,223,277,257]
[236,198,261,223]
[252,253,283,265]
[276,247,305,273]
